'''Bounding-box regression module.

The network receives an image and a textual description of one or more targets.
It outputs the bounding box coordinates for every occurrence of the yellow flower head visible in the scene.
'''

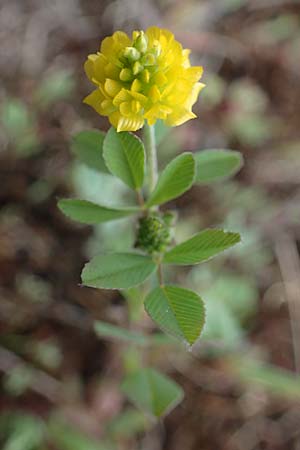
[84,27,205,132]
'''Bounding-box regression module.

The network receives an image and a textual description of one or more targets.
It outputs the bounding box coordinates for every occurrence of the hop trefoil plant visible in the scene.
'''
[58,27,243,419]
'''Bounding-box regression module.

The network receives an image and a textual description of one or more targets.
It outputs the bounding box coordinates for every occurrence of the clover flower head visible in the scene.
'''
[84,26,205,132]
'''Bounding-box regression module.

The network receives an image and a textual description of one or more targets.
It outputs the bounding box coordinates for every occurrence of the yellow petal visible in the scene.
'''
[109,111,122,128]
[84,55,96,81]
[100,99,115,115]
[149,85,161,102]
[130,91,147,104]
[83,89,106,115]
[185,66,203,83]
[104,62,120,79]
[117,116,144,132]
[131,100,142,114]
[184,82,205,109]
[182,48,191,67]
[100,36,115,57]
[119,101,132,117]
[113,88,131,106]
[144,104,170,123]
[112,31,131,46]
[165,108,196,126]
[131,79,142,92]
[154,71,167,86]
[145,26,161,43]
[104,79,122,97]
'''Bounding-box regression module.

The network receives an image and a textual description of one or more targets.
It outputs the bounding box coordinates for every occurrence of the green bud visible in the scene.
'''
[124,46,140,62]
[119,68,133,81]
[141,53,156,66]
[134,31,148,53]
[140,69,150,83]
[135,215,171,254]
[132,61,144,75]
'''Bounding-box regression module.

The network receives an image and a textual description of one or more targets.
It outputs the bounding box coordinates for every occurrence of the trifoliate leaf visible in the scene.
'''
[71,130,109,173]
[82,253,156,289]
[103,128,145,189]
[163,229,241,265]
[58,199,139,224]
[147,153,195,206]
[194,149,243,184]
[144,285,205,346]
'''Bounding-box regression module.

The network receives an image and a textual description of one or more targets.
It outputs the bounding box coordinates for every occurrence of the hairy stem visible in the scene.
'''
[143,123,158,195]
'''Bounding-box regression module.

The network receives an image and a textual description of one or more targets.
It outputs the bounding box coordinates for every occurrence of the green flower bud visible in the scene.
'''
[119,68,133,81]
[123,46,140,62]
[134,31,148,53]
[135,215,172,254]
[141,53,156,66]
[140,69,150,83]
[132,61,144,75]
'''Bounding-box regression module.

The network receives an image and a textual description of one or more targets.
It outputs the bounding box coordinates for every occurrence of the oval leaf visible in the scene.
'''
[121,368,184,417]
[58,199,139,224]
[163,229,241,265]
[195,149,243,184]
[144,285,205,346]
[103,128,145,189]
[71,130,109,173]
[146,153,195,207]
[81,253,156,289]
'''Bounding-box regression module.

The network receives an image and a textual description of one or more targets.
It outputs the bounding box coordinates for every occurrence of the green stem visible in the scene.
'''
[157,263,164,286]
[143,123,158,195]
[143,123,164,286]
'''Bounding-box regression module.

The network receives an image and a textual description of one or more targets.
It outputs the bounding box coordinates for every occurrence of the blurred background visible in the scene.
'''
[1,0,300,449]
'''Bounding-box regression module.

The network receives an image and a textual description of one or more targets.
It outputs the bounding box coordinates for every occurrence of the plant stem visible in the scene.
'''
[143,124,165,286]
[157,263,164,286]
[143,123,158,195]
[136,189,145,209]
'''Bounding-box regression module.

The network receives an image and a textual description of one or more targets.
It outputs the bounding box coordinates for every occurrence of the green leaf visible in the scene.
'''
[121,368,184,417]
[146,153,195,207]
[103,127,145,189]
[163,229,241,265]
[194,149,243,184]
[48,418,109,450]
[2,99,31,137]
[36,70,75,107]
[94,321,148,345]
[107,408,147,438]
[230,357,300,400]
[81,253,156,289]
[94,320,172,347]
[58,199,138,224]
[71,130,109,173]
[1,413,45,450]
[144,285,205,346]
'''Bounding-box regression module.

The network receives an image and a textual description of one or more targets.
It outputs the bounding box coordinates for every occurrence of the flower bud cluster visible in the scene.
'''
[135,213,175,255]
